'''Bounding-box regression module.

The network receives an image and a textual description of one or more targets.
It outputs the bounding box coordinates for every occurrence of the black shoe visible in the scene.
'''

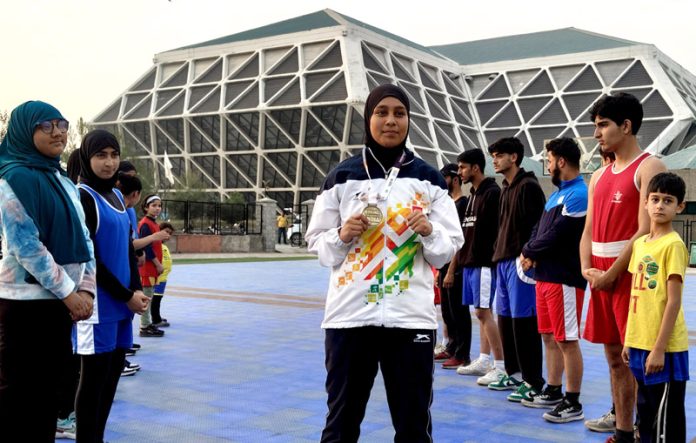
[131,343,141,349]
[139,325,164,337]
[125,348,137,356]
[153,320,170,328]
[543,398,584,423]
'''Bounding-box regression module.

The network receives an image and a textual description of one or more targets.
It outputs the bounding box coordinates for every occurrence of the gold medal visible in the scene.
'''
[362,204,383,226]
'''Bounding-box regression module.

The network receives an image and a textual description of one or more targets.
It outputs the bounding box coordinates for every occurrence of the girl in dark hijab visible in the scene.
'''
[74,129,148,442]
[0,101,95,442]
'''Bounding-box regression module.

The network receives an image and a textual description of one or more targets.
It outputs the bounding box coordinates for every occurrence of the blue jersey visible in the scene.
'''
[127,207,139,239]
[522,176,587,289]
[80,185,133,323]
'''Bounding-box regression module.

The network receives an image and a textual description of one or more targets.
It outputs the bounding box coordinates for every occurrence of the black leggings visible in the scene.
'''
[0,298,73,443]
[75,349,127,443]
[151,294,163,324]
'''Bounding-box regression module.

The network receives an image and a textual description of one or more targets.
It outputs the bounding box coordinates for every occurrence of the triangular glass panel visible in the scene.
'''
[426,93,449,120]
[409,115,433,148]
[392,54,416,77]
[225,81,254,107]
[637,119,671,148]
[93,100,122,123]
[367,72,393,89]
[190,116,220,146]
[130,69,156,92]
[266,152,298,182]
[264,46,292,74]
[480,76,511,100]
[227,112,259,146]
[270,78,300,106]
[305,150,341,175]
[157,156,184,181]
[470,74,499,99]
[434,123,457,151]
[158,94,185,117]
[268,48,298,75]
[488,103,521,128]
[227,154,258,181]
[419,63,442,91]
[190,156,220,186]
[191,86,221,113]
[397,81,425,114]
[155,89,181,112]
[158,118,186,147]
[418,65,441,91]
[508,69,540,94]
[520,71,555,96]
[225,119,254,151]
[412,148,439,168]
[226,52,254,77]
[264,76,293,103]
[159,62,185,86]
[528,127,565,155]
[363,43,388,70]
[549,65,583,90]
[306,71,337,98]
[223,157,254,188]
[347,107,365,145]
[123,93,148,115]
[193,58,216,79]
[614,61,653,88]
[269,108,302,143]
[442,72,465,97]
[476,100,507,126]
[301,154,329,187]
[188,85,215,111]
[483,129,517,146]
[595,59,632,86]
[230,53,259,80]
[123,94,152,120]
[229,83,259,110]
[565,66,602,92]
[308,42,342,70]
[305,112,338,147]
[161,64,189,88]
[260,157,292,188]
[460,127,482,148]
[189,123,217,154]
[451,99,473,126]
[194,58,222,84]
[531,98,567,125]
[122,122,152,156]
[310,105,347,141]
[458,127,479,149]
[611,87,654,103]
[312,73,347,103]
[302,40,332,69]
[263,118,293,150]
[154,125,182,155]
[562,93,601,120]
[362,46,388,74]
[391,56,416,82]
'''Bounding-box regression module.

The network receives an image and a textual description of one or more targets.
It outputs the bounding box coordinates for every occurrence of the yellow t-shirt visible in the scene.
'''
[277,215,288,228]
[625,231,688,352]
[156,244,172,284]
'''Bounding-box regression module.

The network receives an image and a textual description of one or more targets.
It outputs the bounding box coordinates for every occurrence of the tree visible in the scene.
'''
[61,117,90,164]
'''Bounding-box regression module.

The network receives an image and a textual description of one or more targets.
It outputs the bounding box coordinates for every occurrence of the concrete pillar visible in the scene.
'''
[258,197,278,252]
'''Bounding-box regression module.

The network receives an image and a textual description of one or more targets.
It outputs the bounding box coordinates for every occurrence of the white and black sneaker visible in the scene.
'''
[543,398,584,423]
[521,386,563,409]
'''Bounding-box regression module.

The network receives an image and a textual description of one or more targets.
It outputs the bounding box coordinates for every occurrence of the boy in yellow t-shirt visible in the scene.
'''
[622,172,689,442]
[152,222,175,328]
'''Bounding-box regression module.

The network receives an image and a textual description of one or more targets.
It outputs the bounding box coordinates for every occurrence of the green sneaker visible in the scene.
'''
[507,382,539,402]
[487,374,521,391]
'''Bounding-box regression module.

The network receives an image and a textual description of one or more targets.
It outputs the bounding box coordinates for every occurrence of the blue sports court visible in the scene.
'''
[61,258,695,442]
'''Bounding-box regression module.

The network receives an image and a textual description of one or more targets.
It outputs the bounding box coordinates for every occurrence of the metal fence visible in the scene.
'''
[161,200,261,235]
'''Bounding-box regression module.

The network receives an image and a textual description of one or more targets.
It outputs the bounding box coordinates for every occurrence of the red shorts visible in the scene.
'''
[536,281,584,342]
[582,255,632,345]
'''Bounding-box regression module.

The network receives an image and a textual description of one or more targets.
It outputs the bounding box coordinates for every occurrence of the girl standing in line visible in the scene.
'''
[138,195,165,337]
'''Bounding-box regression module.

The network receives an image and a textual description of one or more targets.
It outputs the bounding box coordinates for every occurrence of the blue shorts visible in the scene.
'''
[628,348,690,385]
[154,281,167,296]
[495,258,536,318]
[74,318,133,355]
[462,267,496,309]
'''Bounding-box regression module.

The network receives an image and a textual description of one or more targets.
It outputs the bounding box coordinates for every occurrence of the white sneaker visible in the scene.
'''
[476,367,506,386]
[433,343,447,357]
[456,357,491,376]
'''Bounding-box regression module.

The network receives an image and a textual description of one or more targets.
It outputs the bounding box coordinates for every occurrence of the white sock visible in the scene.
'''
[479,353,490,364]
[494,360,505,371]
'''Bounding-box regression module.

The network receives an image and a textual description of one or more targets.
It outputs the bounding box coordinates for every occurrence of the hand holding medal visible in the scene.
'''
[338,213,369,243]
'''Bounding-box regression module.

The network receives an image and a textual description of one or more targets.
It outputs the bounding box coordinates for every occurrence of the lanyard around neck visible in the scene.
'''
[362,147,407,204]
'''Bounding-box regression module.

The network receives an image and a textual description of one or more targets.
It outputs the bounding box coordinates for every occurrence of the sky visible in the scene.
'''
[2,0,695,126]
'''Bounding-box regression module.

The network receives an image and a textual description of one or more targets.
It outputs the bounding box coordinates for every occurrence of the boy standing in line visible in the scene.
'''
[580,93,665,442]
[622,172,689,442]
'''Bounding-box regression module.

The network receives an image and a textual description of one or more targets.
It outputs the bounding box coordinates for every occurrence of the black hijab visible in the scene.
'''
[79,129,121,193]
[363,84,411,168]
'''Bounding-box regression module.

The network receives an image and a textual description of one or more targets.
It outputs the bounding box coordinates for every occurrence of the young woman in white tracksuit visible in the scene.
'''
[306,84,464,443]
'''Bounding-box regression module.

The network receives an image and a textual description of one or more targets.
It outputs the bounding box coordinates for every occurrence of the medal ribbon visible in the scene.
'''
[362,147,408,204]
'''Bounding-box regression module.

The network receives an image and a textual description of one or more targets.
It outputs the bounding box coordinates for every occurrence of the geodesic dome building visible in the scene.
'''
[91,9,696,207]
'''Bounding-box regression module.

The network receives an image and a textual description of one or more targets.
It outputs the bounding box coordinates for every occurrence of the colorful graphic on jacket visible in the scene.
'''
[335,193,430,304]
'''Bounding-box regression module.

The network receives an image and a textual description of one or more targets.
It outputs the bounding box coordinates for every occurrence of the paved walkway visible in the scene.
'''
[58,257,695,442]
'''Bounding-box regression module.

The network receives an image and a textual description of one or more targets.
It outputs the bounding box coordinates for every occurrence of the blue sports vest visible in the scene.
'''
[80,185,133,322]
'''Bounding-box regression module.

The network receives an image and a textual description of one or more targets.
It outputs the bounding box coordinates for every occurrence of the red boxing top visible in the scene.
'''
[138,216,163,286]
